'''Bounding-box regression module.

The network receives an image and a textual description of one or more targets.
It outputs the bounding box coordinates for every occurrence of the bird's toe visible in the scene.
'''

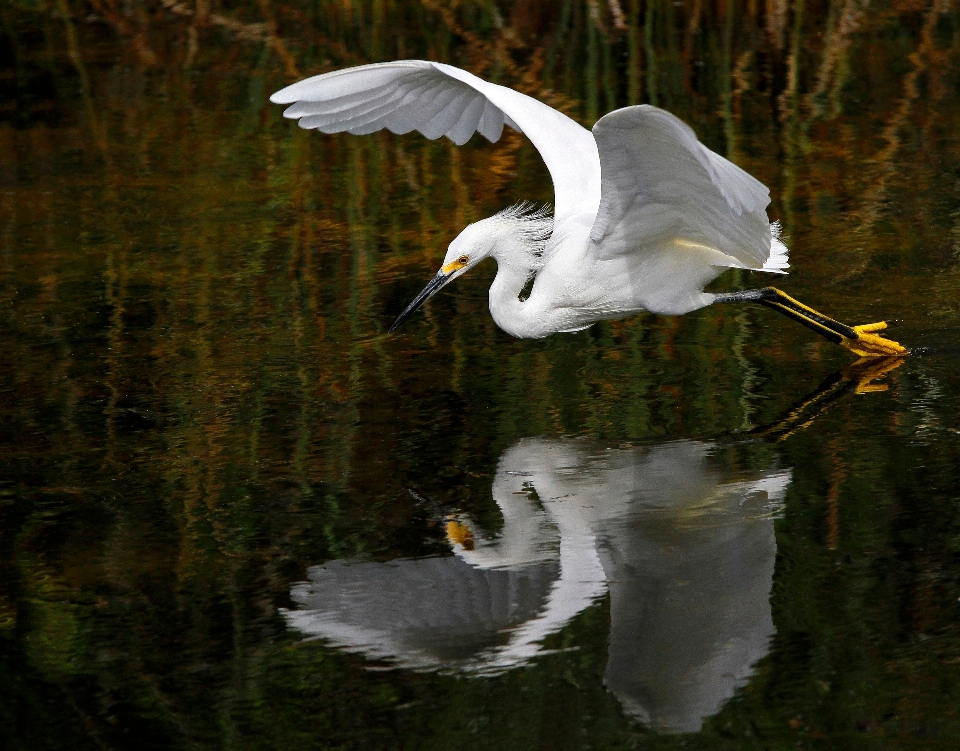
[840,322,908,357]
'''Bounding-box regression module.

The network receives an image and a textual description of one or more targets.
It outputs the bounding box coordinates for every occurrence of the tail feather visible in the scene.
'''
[761,222,789,274]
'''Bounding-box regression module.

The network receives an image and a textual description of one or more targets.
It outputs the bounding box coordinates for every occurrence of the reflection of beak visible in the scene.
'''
[445,518,474,551]
[389,269,450,332]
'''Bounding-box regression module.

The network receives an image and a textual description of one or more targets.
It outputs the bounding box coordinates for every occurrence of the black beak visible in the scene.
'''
[389,270,450,332]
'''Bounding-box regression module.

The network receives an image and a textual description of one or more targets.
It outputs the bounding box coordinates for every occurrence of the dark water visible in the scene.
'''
[4,1,960,749]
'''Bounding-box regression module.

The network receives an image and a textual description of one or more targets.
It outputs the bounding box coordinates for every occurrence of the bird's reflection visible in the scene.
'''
[284,438,790,733]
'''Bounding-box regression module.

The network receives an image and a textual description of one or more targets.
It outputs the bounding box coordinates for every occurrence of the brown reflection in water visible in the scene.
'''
[2,1,960,747]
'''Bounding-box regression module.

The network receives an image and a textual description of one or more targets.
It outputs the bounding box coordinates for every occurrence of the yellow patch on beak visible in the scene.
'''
[441,258,468,275]
[445,519,474,550]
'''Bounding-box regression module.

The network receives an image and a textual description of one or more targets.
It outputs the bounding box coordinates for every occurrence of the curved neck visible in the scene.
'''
[488,261,532,338]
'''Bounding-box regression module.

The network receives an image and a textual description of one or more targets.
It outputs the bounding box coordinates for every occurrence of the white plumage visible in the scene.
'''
[271,60,788,338]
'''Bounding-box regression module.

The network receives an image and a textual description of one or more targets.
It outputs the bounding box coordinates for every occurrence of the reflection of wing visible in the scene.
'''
[600,469,788,733]
[271,61,601,223]
[284,437,788,732]
[483,438,788,733]
[589,106,778,270]
[284,556,558,671]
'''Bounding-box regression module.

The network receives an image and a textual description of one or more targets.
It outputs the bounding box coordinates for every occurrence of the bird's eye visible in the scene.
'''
[457,255,469,265]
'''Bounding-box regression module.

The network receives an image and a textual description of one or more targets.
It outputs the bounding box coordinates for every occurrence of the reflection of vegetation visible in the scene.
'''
[3,0,960,748]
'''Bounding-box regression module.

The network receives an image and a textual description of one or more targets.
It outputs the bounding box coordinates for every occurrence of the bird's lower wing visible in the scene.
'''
[271,61,601,224]
[588,106,777,270]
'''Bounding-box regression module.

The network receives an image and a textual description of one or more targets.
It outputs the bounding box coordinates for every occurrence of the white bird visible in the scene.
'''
[271,61,905,357]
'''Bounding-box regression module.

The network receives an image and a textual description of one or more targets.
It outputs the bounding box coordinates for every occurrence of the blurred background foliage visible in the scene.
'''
[3,0,960,748]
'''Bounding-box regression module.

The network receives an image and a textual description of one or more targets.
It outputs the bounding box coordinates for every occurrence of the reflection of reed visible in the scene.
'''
[853,0,950,236]
[805,0,865,122]
[5,3,960,745]
[766,0,789,50]
[8,0,949,502]
[88,0,160,66]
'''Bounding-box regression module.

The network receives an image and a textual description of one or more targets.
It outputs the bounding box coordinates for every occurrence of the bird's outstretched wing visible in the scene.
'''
[588,106,774,269]
[270,61,601,224]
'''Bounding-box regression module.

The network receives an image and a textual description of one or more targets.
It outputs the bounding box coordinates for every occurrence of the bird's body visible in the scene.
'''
[465,207,785,338]
[271,61,904,356]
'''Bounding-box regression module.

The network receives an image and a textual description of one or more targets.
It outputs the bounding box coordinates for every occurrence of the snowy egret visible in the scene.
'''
[271,61,906,357]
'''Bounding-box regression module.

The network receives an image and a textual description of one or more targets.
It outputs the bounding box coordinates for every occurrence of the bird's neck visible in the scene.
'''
[488,258,539,338]
[483,219,561,339]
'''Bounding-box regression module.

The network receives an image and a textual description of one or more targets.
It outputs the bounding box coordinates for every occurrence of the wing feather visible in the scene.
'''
[337,88,453,134]
[300,80,456,133]
[418,91,476,140]
[274,62,422,102]
[380,82,462,134]
[271,61,601,223]
[282,85,403,119]
[477,100,505,142]
[383,103,428,135]
[292,88,409,129]
[347,118,394,136]
[589,105,775,269]
[448,96,487,146]
[340,84,460,135]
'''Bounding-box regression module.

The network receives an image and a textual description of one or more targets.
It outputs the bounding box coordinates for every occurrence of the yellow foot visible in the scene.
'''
[839,322,909,357]
[840,355,905,394]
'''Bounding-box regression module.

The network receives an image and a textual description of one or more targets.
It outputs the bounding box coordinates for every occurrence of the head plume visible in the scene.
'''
[490,202,554,269]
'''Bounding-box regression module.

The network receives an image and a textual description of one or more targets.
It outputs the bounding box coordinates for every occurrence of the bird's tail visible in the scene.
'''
[761,222,789,273]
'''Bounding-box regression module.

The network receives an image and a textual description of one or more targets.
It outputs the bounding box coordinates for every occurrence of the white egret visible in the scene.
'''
[271,61,906,357]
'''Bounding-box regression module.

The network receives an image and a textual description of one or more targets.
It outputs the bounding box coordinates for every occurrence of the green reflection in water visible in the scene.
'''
[3,1,960,749]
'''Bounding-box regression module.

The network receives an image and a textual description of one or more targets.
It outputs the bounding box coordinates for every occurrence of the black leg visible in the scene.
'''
[713,287,907,356]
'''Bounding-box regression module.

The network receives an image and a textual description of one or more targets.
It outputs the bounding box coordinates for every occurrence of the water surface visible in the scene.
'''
[3,2,960,749]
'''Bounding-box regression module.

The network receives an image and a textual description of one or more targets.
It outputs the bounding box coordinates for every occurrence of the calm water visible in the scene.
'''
[4,2,960,749]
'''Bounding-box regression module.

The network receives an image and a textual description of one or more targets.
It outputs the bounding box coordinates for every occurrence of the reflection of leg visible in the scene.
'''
[747,356,905,441]
[713,287,908,356]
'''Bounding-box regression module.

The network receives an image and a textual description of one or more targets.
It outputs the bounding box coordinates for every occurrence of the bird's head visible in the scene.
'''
[388,221,493,333]
[389,207,551,332]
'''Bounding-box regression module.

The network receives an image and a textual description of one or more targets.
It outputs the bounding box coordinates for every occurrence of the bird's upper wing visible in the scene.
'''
[588,105,773,268]
[270,61,601,224]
